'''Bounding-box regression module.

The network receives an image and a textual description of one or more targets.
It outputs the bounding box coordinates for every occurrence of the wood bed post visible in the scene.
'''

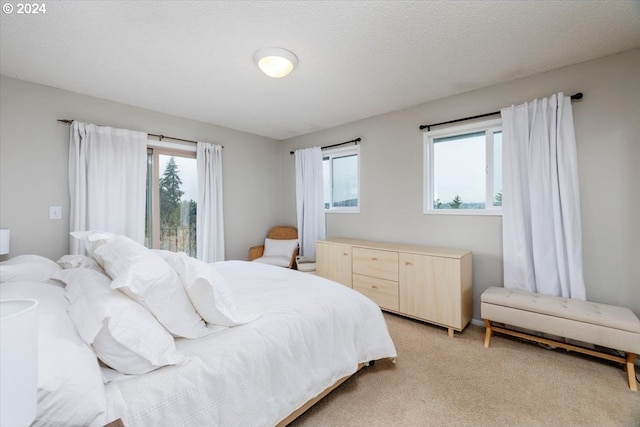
[483,319,493,348]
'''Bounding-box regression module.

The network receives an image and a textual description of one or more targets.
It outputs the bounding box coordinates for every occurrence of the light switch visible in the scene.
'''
[49,206,62,220]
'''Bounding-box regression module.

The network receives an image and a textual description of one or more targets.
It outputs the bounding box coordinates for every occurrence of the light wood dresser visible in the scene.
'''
[316,238,473,336]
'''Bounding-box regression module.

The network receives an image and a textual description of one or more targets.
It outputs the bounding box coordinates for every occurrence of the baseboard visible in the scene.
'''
[470,318,484,328]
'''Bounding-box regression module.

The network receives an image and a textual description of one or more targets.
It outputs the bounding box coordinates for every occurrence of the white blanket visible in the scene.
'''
[104,261,397,426]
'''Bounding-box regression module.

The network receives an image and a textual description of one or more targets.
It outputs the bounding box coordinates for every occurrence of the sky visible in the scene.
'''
[432,131,502,204]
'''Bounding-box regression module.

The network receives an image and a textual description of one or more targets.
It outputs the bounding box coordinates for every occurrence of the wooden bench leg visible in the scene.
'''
[483,319,492,348]
[626,353,637,391]
[448,327,454,338]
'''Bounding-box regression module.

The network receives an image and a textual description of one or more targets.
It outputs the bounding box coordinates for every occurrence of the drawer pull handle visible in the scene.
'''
[405,262,413,266]
[371,285,378,289]
[343,253,348,256]
[371,257,378,261]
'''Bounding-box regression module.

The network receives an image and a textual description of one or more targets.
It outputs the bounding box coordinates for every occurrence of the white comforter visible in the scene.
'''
[104,261,397,427]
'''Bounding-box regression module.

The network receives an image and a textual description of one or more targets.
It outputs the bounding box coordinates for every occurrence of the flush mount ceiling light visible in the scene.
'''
[253,47,298,78]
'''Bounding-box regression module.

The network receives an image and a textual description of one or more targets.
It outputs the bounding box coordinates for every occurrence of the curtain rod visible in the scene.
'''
[419,92,583,132]
[57,119,218,146]
[289,137,361,155]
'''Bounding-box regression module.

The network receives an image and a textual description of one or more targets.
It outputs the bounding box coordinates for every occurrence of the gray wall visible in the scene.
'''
[1,50,638,321]
[0,76,282,261]
[279,49,640,320]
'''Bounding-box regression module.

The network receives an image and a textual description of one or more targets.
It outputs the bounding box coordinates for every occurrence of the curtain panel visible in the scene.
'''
[501,93,586,300]
[68,121,147,254]
[295,147,326,257]
[196,142,225,262]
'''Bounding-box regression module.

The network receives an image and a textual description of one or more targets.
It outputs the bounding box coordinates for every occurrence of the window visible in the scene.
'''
[323,145,360,213]
[423,118,502,214]
[145,144,198,256]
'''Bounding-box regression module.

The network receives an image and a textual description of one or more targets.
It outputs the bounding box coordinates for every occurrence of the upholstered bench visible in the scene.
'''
[481,286,640,391]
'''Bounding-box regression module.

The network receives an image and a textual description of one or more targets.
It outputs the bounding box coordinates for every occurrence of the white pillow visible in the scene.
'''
[57,254,104,273]
[0,254,62,283]
[263,238,298,258]
[53,268,187,375]
[70,230,115,258]
[155,250,258,326]
[0,281,107,426]
[73,232,211,339]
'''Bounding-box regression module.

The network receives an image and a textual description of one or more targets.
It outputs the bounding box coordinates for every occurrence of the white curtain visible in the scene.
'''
[69,121,147,254]
[196,142,225,262]
[295,147,326,257]
[501,93,586,300]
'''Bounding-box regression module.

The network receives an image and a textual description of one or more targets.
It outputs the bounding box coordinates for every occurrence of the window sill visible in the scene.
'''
[423,209,502,217]
[325,209,360,214]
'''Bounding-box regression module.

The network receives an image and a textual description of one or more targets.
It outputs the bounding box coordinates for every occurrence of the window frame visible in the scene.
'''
[146,140,196,250]
[323,145,360,214]
[423,118,502,216]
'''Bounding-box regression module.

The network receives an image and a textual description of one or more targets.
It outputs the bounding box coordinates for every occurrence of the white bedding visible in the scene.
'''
[104,261,397,426]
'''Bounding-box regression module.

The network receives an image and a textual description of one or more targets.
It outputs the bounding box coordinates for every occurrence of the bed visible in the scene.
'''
[0,233,397,427]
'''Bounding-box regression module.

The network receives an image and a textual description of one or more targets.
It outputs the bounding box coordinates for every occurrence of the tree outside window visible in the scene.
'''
[146,151,197,256]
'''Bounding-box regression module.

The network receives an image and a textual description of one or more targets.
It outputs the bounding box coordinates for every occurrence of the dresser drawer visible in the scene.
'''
[353,274,399,311]
[352,248,398,281]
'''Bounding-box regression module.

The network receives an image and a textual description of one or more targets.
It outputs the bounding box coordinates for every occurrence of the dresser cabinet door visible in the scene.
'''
[316,242,352,287]
[399,253,461,328]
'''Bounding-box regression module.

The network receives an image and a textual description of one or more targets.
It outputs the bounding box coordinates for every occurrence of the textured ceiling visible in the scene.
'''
[1,1,639,140]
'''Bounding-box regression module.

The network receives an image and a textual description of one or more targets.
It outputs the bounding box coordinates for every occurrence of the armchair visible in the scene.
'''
[249,226,299,269]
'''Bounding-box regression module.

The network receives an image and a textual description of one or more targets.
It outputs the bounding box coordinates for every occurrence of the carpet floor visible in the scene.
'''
[290,312,640,427]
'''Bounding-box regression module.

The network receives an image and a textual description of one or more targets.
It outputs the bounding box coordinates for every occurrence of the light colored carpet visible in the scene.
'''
[290,313,640,427]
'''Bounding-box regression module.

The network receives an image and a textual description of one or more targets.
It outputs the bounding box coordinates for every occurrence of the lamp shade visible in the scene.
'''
[0,299,38,427]
[0,229,9,255]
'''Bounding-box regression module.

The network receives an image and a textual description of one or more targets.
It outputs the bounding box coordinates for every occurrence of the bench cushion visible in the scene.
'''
[481,286,640,354]
[482,287,640,333]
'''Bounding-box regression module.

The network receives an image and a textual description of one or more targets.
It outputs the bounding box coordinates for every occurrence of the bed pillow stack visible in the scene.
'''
[77,232,212,339]
[154,250,258,326]
[60,231,252,376]
[52,268,187,375]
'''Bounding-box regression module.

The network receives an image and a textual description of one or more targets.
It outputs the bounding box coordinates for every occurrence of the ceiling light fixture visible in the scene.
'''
[253,47,298,78]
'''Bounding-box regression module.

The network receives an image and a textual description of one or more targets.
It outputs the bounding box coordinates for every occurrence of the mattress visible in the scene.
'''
[103,260,397,426]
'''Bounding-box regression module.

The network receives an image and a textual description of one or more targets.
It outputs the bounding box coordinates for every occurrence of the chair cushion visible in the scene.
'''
[252,256,291,268]
[263,238,298,259]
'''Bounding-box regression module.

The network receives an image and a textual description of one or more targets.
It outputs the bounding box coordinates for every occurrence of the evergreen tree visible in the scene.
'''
[494,192,502,207]
[159,157,184,228]
[449,194,462,209]
[188,199,197,256]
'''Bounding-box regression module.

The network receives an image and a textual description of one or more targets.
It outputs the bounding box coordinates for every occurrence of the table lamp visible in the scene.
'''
[0,229,9,255]
[0,299,38,427]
